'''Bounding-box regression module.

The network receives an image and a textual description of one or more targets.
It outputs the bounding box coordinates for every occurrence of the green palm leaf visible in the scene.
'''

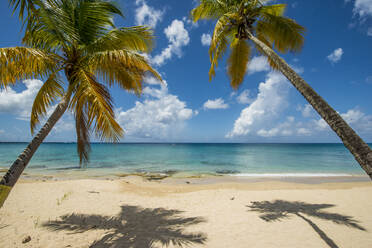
[0,47,59,88]
[70,69,123,164]
[31,71,64,134]
[227,39,250,89]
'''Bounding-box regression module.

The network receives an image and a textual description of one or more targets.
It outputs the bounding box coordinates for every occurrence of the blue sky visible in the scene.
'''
[0,0,372,143]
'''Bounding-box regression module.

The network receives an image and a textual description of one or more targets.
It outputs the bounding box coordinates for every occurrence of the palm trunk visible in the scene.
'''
[248,33,372,180]
[0,94,70,208]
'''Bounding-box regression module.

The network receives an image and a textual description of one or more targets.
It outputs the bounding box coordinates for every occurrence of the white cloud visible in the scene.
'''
[297,127,311,136]
[135,0,164,28]
[0,79,43,120]
[201,33,212,46]
[314,118,328,131]
[182,16,199,29]
[151,19,190,66]
[116,82,196,140]
[343,109,372,133]
[313,109,371,131]
[352,0,372,18]
[143,76,167,86]
[0,79,75,137]
[298,104,314,118]
[341,109,365,124]
[227,72,290,137]
[247,56,270,74]
[347,0,372,36]
[203,98,229,110]
[307,109,372,135]
[327,48,344,63]
[257,116,298,137]
[236,90,254,105]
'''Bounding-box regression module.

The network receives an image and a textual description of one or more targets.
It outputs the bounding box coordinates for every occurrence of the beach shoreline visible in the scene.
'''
[5,170,369,185]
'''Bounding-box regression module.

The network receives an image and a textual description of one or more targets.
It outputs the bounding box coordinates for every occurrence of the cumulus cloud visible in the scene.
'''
[143,76,166,86]
[135,0,164,28]
[351,0,372,18]
[226,72,290,138]
[203,98,229,110]
[236,90,254,105]
[116,81,196,140]
[151,19,190,66]
[346,0,372,36]
[0,79,75,136]
[297,104,315,118]
[302,109,372,137]
[0,79,42,120]
[247,56,270,74]
[257,116,295,137]
[201,33,212,46]
[327,48,344,63]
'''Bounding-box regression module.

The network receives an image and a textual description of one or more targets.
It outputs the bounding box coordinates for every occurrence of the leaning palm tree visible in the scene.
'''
[0,0,161,207]
[191,0,372,179]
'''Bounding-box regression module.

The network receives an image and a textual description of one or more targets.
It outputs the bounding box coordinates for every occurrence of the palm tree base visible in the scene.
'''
[0,185,11,208]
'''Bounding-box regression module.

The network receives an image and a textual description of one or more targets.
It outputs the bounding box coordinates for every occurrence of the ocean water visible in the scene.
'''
[0,143,368,177]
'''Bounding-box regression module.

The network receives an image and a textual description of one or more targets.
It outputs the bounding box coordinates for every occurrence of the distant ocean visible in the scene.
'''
[0,143,368,177]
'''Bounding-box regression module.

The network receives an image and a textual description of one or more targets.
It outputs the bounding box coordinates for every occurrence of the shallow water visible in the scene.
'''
[0,143,367,176]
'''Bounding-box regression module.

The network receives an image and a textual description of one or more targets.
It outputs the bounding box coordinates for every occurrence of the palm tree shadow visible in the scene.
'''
[43,205,207,248]
[247,200,366,248]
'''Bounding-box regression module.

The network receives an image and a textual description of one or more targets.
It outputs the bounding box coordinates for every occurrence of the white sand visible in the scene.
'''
[0,178,371,248]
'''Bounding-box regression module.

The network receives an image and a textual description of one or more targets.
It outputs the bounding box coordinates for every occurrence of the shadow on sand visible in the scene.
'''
[43,205,207,248]
[247,200,366,248]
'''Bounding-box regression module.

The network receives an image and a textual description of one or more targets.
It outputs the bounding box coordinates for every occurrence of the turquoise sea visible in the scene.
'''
[0,143,368,177]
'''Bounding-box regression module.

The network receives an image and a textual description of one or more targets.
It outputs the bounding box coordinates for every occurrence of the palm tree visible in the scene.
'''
[191,0,372,179]
[0,0,161,207]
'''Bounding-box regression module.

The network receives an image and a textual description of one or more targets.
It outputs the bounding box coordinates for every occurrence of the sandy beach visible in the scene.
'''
[0,176,371,248]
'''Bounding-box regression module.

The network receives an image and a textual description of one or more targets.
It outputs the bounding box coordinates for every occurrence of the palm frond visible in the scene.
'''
[86,26,154,53]
[88,50,161,94]
[71,69,123,142]
[70,69,123,164]
[209,15,231,80]
[191,0,227,22]
[74,0,123,45]
[257,14,305,53]
[260,4,286,16]
[34,0,77,50]
[227,38,250,90]
[0,47,59,88]
[30,71,64,134]
[9,0,36,20]
[74,100,91,166]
